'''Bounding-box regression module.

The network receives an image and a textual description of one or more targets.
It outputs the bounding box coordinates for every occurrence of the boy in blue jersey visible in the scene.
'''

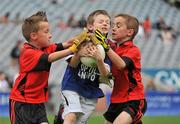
[54,10,111,124]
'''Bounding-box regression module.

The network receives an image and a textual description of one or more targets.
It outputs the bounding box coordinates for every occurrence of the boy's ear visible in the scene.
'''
[87,24,93,32]
[30,32,37,40]
[127,29,134,37]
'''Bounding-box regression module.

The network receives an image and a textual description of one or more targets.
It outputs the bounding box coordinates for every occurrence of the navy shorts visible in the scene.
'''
[9,99,48,124]
[104,99,147,124]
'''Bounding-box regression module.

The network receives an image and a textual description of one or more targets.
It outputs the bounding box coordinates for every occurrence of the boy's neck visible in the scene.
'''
[117,40,132,46]
[28,41,41,49]
[116,37,132,45]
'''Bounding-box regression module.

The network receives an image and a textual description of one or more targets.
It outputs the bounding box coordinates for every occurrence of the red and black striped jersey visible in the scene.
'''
[10,43,62,103]
[111,41,145,103]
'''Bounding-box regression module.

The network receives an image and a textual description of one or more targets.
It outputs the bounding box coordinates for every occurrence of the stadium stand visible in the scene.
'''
[0,0,179,84]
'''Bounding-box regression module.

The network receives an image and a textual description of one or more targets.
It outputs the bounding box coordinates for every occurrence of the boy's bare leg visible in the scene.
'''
[113,111,133,124]
[63,113,76,124]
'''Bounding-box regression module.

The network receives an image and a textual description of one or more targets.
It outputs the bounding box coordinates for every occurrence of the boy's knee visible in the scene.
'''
[64,112,77,123]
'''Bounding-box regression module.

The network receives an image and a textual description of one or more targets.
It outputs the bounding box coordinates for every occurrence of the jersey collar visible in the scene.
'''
[117,40,133,46]
[24,43,39,50]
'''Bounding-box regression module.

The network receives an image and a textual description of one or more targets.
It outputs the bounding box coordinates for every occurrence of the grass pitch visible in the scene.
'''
[1,115,180,124]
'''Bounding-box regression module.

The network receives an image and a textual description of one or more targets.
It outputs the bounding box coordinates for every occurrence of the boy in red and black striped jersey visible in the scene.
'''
[9,11,88,124]
[94,14,147,124]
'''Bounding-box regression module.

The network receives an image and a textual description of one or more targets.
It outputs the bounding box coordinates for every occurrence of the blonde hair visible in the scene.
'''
[87,10,110,25]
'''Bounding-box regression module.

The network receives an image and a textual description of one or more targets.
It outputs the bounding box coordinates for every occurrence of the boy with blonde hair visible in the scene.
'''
[54,10,111,124]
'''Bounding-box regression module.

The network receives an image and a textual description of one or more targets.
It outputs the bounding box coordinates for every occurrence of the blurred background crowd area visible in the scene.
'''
[0,0,180,115]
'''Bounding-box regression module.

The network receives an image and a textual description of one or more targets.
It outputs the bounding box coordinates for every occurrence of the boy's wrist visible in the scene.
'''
[96,58,104,64]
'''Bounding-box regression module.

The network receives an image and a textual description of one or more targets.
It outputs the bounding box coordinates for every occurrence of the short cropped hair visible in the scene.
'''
[87,10,110,25]
[115,14,139,39]
[22,11,48,42]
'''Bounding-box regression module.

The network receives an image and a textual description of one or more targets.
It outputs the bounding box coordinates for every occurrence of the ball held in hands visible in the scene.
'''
[80,44,105,67]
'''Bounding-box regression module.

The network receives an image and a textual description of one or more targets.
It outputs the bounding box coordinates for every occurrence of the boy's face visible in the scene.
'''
[90,14,110,34]
[31,21,52,48]
[112,16,131,42]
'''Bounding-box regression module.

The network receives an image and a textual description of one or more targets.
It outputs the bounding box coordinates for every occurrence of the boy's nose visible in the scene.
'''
[112,28,115,32]
[103,22,107,26]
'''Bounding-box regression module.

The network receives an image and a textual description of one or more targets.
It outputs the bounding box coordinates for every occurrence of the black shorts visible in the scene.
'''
[9,99,48,124]
[104,99,147,124]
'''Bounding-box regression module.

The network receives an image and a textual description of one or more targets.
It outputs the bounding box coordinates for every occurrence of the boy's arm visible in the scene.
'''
[96,58,109,76]
[87,45,109,76]
[61,40,73,49]
[93,29,126,70]
[48,29,89,62]
[55,41,72,52]
[48,39,83,63]
[68,44,90,67]
[106,49,126,70]
[48,49,72,62]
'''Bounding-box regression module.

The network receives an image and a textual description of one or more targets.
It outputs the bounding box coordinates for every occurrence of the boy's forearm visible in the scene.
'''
[107,49,126,70]
[48,49,72,62]
[96,59,109,76]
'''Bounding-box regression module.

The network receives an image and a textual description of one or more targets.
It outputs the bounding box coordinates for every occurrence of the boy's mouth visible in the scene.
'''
[101,27,108,31]
[112,32,116,36]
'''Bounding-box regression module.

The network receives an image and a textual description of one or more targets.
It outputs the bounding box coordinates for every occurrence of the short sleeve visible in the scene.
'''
[43,43,57,54]
[122,47,141,69]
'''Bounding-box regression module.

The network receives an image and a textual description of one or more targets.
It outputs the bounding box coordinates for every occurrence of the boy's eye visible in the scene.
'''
[45,29,50,33]
[98,20,103,24]
[112,23,122,28]
[98,20,110,25]
[106,21,110,25]
[116,24,122,28]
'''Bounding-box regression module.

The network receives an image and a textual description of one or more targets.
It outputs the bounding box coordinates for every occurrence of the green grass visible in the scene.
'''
[142,116,180,124]
[87,115,180,124]
[1,115,180,124]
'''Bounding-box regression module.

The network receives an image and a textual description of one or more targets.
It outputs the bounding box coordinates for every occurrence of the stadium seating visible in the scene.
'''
[0,0,179,84]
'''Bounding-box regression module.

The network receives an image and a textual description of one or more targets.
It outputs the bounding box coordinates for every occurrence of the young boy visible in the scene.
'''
[54,10,111,124]
[94,14,147,124]
[9,11,88,124]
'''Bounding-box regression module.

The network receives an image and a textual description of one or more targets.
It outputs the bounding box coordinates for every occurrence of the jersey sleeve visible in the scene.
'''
[121,47,141,69]
[121,56,134,70]
[43,43,64,54]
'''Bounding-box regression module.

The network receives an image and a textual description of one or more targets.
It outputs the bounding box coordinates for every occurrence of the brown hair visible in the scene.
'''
[115,14,139,39]
[87,10,110,25]
[22,11,48,42]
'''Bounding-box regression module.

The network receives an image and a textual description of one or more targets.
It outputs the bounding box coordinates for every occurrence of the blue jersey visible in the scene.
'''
[61,61,104,98]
